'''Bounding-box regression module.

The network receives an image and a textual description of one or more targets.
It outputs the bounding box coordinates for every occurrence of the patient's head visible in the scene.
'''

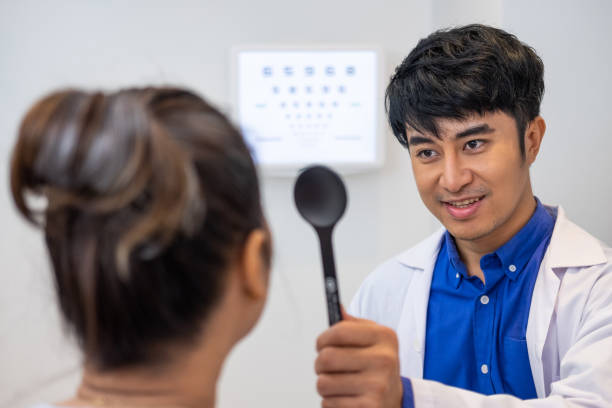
[11,87,272,374]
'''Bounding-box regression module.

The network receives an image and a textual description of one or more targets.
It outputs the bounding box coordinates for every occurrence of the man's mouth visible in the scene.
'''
[444,196,485,208]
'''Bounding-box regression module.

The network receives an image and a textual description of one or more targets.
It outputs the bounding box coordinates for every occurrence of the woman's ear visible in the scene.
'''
[525,116,546,165]
[238,229,270,300]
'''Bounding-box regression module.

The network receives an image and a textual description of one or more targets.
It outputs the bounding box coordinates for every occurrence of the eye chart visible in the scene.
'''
[232,47,383,174]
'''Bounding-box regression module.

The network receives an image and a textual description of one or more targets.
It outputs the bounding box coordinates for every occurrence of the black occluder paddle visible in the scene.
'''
[294,165,347,326]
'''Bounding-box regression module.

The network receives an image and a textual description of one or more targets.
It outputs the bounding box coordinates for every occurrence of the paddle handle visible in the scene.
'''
[317,227,342,326]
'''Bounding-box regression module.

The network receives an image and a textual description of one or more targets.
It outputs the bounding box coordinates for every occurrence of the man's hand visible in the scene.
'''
[315,308,403,408]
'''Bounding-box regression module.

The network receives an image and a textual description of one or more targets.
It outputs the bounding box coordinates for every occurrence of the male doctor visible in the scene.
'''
[314,25,612,407]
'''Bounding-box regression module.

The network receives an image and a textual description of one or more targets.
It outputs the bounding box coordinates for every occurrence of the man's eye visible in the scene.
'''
[416,149,438,159]
[465,140,485,150]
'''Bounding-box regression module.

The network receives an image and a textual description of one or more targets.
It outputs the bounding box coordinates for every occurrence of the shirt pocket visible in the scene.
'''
[500,337,537,399]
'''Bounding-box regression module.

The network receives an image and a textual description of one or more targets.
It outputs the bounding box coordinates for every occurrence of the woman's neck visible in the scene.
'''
[61,330,232,408]
[58,267,258,408]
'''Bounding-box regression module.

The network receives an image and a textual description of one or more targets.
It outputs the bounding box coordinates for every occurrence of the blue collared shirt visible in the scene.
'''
[401,199,556,407]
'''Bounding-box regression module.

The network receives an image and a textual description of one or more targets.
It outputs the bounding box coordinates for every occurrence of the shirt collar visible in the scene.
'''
[493,198,555,280]
[442,197,555,287]
[443,232,469,288]
[444,231,464,271]
[545,206,607,268]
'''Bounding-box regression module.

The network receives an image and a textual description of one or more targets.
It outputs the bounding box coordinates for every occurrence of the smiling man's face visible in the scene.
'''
[408,111,543,250]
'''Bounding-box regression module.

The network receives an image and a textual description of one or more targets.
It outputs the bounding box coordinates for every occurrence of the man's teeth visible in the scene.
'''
[448,197,481,208]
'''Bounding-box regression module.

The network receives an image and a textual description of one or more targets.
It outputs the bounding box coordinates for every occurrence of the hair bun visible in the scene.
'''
[11,88,205,278]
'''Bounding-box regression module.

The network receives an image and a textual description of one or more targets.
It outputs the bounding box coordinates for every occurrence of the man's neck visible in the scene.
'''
[454,192,538,283]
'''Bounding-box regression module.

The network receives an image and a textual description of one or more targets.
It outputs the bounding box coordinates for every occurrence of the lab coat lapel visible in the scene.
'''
[395,229,444,378]
[526,206,608,397]
[526,247,560,397]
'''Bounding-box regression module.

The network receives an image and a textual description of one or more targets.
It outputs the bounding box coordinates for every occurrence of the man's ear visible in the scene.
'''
[524,116,546,165]
[238,229,269,300]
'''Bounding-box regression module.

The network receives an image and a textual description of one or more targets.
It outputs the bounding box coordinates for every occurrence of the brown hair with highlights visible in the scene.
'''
[11,87,269,369]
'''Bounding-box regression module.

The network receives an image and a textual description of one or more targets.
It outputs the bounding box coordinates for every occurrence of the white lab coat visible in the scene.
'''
[349,206,612,407]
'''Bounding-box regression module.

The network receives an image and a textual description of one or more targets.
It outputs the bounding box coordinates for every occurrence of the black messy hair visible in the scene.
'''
[385,24,544,155]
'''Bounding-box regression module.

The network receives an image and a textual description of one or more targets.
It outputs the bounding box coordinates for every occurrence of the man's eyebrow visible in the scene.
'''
[407,124,495,146]
[407,135,434,147]
[455,124,495,139]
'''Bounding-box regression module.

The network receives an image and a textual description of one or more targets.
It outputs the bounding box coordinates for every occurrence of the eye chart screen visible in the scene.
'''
[233,48,382,173]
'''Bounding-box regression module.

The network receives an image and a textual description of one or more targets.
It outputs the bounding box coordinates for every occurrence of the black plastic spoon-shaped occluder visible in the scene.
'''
[294,165,347,326]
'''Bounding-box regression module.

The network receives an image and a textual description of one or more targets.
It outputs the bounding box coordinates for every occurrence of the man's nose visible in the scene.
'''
[439,156,472,193]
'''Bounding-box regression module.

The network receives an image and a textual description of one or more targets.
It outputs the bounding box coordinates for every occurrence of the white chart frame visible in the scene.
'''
[230,44,385,177]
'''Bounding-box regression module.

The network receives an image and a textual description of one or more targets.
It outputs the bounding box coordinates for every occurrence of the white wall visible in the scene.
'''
[503,0,612,244]
[1,1,611,407]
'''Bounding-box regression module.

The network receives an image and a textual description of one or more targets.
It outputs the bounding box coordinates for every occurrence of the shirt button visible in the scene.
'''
[480,295,489,305]
[455,273,460,279]
[481,364,489,374]
[509,264,517,272]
